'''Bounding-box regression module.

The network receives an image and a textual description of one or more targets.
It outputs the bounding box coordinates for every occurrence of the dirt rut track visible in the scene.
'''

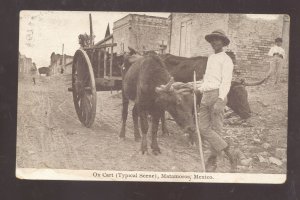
[17,75,287,173]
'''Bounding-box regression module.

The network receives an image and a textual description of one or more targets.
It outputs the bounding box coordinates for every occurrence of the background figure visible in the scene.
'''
[31,62,37,85]
[267,37,285,84]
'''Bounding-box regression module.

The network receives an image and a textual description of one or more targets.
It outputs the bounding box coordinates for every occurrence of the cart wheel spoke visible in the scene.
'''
[79,97,85,120]
[72,49,97,127]
[83,95,92,125]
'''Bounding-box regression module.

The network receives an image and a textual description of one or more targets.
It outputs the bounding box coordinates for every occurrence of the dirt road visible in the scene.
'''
[17,75,287,173]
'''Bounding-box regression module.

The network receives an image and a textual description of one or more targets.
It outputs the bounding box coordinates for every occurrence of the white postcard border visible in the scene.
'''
[16,168,286,184]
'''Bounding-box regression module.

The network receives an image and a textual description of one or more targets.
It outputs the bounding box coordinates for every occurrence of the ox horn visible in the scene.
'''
[128,46,141,55]
[164,77,174,91]
[155,77,174,93]
[242,69,272,86]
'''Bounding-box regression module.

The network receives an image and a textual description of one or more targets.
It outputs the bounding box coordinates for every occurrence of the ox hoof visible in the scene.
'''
[119,129,126,138]
[141,149,148,155]
[119,136,126,141]
[152,149,161,155]
[205,164,217,172]
[141,146,148,155]
[151,144,161,155]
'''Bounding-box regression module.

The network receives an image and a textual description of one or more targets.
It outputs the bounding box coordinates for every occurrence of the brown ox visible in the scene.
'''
[120,50,270,138]
[121,55,196,154]
[161,53,269,120]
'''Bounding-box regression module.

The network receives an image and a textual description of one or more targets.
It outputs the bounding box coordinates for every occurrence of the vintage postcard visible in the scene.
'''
[17,11,289,183]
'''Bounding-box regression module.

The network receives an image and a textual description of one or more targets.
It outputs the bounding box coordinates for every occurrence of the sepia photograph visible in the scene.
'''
[16,11,289,183]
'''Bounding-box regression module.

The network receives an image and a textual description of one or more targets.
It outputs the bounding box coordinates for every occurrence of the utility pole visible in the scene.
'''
[62,43,65,73]
[89,13,94,46]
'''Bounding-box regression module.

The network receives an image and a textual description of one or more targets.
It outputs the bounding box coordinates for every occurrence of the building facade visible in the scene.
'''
[94,34,113,53]
[113,14,169,54]
[18,53,34,75]
[169,13,290,77]
[49,52,73,75]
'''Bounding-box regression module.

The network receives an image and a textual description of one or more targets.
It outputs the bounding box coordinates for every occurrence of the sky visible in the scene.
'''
[19,11,170,67]
[19,12,280,68]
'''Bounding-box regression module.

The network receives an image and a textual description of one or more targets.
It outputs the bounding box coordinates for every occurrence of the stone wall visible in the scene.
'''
[228,14,285,78]
[169,13,289,79]
[113,14,169,54]
[113,15,132,54]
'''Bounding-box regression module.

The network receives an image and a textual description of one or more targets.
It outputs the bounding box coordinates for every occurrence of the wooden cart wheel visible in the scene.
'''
[72,49,97,127]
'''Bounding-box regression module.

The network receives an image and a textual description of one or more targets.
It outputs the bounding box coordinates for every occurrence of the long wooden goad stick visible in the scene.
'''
[193,71,206,172]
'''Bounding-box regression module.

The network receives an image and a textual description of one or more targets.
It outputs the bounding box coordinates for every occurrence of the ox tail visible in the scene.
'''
[242,66,272,86]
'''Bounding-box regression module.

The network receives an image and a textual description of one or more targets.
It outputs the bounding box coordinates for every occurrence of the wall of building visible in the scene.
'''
[19,54,33,75]
[227,14,285,78]
[64,61,73,74]
[113,15,132,54]
[49,53,73,75]
[169,13,289,79]
[169,13,229,57]
[130,14,169,53]
[113,14,169,54]
[64,57,73,74]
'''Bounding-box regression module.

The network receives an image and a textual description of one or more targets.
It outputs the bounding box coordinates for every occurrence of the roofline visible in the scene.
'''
[113,14,132,24]
[51,53,73,58]
[129,13,168,19]
[114,13,168,24]
[95,34,113,46]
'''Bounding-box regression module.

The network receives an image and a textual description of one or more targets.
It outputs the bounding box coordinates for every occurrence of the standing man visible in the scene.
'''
[31,63,37,85]
[196,30,238,172]
[268,37,285,84]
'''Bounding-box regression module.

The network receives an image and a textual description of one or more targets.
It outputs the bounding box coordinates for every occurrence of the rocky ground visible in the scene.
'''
[16,74,287,173]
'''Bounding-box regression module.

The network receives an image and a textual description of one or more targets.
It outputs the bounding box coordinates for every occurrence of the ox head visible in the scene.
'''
[155,78,196,138]
[120,49,143,75]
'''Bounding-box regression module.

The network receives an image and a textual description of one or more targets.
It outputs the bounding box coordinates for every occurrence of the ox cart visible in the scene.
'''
[67,14,257,129]
[68,14,123,127]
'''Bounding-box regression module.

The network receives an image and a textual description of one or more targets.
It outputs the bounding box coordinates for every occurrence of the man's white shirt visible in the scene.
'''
[198,51,234,100]
[268,45,285,59]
